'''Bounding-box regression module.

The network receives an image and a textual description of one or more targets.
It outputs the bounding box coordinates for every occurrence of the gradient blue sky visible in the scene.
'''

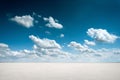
[0,0,120,62]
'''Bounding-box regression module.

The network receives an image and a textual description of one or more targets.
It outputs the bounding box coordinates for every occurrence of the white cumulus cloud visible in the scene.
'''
[84,40,96,46]
[67,41,120,62]
[0,43,27,58]
[0,42,120,62]
[43,16,63,29]
[29,35,61,49]
[0,43,10,57]
[29,35,70,59]
[0,36,71,62]
[87,28,118,43]
[68,41,94,52]
[0,43,9,48]
[11,15,34,28]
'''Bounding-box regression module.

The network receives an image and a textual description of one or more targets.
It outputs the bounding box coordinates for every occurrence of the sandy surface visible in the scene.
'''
[0,63,120,80]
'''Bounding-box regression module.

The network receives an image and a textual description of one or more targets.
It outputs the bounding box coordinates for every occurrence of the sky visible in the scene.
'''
[0,0,120,62]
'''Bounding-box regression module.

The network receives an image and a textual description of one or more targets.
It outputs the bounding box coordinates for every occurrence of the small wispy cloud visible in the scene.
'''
[60,34,64,38]
[45,31,51,35]
[32,12,41,18]
[43,16,63,29]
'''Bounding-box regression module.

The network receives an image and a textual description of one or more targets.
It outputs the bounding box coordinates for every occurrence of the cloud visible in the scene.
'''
[29,35,61,49]
[33,45,69,57]
[32,12,41,18]
[0,43,48,62]
[87,28,118,43]
[60,34,64,38]
[0,42,120,62]
[0,43,8,48]
[45,31,51,35]
[43,16,63,29]
[11,15,34,28]
[67,41,120,62]
[0,43,27,58]
[68,41,92,52]
[84,40,96,46]
[38,15,41,18]
[29,35,71,60]
[0,43,9,57]
[0,35,72,62]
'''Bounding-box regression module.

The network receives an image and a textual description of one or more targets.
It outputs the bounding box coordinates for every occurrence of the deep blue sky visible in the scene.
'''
[0,0,120,50]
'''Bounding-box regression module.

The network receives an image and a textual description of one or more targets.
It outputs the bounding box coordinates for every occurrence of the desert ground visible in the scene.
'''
[0,63,120,80]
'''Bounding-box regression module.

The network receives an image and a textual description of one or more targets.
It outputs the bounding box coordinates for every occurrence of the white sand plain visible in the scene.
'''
[0,63,120,80]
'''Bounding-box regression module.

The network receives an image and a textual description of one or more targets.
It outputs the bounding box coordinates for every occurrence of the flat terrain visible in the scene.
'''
[0,63,120,80]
